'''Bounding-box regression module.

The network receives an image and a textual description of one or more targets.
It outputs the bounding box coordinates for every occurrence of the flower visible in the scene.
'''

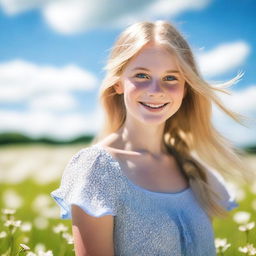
[233,211,251,224]
[2,189,23,209]
[22,236,30,243]
[38,250,53,256]
[27,253,37,256]
[32,194,52,211]
[2,208,16,215]
[20,221,32,232]
[4,219,22,228]
[239,222,255,232]
[0,231,7,239]
[62,232,74,244]
[238,244,256,255]
[35,243,46,253]
[215,238,231,253]
[34,216,49,229]
[53,223,68,233]
[19,243,30,251]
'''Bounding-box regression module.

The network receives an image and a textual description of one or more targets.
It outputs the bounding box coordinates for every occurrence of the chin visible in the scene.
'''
[138,116,169,126]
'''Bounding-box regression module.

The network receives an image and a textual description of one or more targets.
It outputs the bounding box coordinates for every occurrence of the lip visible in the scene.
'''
[139,101,169,105]
[138,101,169,112]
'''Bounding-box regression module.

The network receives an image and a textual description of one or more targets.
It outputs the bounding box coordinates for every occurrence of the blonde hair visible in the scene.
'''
[91,20,254,219]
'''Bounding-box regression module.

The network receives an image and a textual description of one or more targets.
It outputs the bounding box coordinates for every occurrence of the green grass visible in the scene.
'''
[213,184,256,255]
[0,180,74,255]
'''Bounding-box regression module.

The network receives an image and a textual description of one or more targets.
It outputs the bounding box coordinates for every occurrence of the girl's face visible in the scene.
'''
[115,42,187,126]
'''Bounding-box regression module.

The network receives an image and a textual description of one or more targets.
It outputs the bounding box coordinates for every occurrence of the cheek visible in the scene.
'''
[124,80,146,95]
[166,85,184,97]
[122,82,139,105]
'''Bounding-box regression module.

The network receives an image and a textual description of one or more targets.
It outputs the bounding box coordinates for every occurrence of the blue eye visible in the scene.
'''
[164,75,177,81]
[135,73,149,79]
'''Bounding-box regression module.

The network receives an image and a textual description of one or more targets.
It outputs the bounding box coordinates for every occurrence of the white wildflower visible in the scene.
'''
[35,243,46,253]
[2,189,23,209]
[19,243,30,251]
[35,243,53,256]
[22,236,30,243]
[38,250,53,256]
[62,232,74,244]
[53,223,68,233]
[27,253,37,256]
[0,231,7,238]
[4,219,22,228]
[215,238,231,253]
[233,211,251,224]
[238,244,256,255]
[34,216,49,229]
[41,206,59,219]
[32,194,52,212]
[2,208,16,215]
[239,222,255,232]
[20,221,32,232]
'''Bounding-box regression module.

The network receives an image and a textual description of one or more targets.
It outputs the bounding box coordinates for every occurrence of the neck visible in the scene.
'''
[115,117,167,156]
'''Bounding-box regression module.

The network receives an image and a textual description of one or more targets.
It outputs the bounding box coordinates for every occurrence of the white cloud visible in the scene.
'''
[146,0,211,17]
[42,0,154,34]
[220,85,256,114]
[0,107,103,140]
[0,59,97,103]
[197,41,250,77]
[114,0,212,29]
[0,59,102,138]
[0,0,49,15]
[28,92,78,112]
[42,0,95,34]
[0,0,211,34]
[212,85,256,147]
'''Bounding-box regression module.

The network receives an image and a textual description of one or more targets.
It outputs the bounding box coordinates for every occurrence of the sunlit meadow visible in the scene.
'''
[0,144,255,256]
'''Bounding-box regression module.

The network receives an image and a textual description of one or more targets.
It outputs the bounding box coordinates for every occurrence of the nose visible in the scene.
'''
[146,79,164,98]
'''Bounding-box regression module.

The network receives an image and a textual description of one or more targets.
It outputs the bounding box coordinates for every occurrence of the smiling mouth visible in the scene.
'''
[139,102,169,109]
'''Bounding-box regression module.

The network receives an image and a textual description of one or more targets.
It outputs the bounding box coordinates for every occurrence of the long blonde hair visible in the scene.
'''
[91,20,253,219]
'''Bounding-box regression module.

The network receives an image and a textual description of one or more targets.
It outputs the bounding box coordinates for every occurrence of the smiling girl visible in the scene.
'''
[51,21,252,256]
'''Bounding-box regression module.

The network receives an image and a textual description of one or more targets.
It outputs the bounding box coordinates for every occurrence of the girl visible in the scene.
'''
[51,20,252,256]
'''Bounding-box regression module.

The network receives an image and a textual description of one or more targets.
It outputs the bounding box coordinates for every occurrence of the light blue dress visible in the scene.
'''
[51,144,238,256]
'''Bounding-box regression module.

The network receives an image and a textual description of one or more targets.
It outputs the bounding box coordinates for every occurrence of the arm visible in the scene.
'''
[71,205,115,256]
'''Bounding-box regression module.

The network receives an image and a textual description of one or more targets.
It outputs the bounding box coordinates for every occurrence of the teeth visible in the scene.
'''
[141,102,166,108]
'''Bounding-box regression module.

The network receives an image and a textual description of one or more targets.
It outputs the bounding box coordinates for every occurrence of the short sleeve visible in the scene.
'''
[51,146,118,219]
[205,168,239,211]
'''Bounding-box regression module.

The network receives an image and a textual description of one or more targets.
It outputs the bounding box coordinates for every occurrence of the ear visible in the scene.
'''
[114,82,124,94]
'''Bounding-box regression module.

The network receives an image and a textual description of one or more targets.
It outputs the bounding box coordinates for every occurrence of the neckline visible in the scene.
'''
[92,143,191,197]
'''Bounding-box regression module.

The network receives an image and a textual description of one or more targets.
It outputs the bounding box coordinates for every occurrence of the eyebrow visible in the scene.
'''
[131,67,180,73]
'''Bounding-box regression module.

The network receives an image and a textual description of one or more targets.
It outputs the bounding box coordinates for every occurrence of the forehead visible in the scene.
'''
[124,44,179,72]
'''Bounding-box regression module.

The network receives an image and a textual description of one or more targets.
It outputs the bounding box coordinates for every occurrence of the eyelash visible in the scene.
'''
[134,73,178,82]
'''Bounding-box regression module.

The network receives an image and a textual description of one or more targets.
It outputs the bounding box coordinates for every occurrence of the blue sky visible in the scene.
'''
[0,0,255,147]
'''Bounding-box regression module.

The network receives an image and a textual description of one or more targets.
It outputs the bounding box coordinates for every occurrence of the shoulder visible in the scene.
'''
[69,144,109,167]
[62,144,112,180]
[69,144,101,164]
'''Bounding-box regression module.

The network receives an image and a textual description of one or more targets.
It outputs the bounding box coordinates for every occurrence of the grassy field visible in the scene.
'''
[0,144,255,255]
